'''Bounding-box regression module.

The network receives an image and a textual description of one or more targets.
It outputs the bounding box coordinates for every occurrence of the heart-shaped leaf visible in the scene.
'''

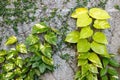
[32,22,49,34]
[109,59,120,67]
[42,56,53,66]
[91,41,110,58]
[6,49,18,60]
[0,50,7,57]
[89,8,110,19]
[65,31,79,43]
[81,64,89,75]
[5,35,17,45]
[16,43,27,53]
[3,63,15,72]
[77,39,90,52]
[93,32,108,44]
[102,58,110,68]
[100,68,107,77]
[15,57,23,68]
[89,64,98,73]
[78,59,88,66]
[108,67,118,76]
[80,26,93,39]
[44,32,57,45]
[0,57,5,63]
[28,43,40,52]
[88,52,102,68]
[93,20,110,29]
[78,52,90,59]
[39,63,46,73]
[71,8,88,18]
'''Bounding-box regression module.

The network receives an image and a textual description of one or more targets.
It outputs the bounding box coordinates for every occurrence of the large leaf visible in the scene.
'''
[77,39,90,52]
[78,52,90,59]
[89,64,98,73]
[100,68,107,77]
[81,64,89,75]
[44,32,57,45]
[3,63,14,72]
[16,43,27,53]
[0,50,7,56]
[93,32,108,44]
[65,31,79,43]
[5,35,17,45]
[78,59,88,66]
[89,8,110,19]
[32,22,49,34]
[71,8,88,18]
[42,56,53,66]
[80,26,93,39]
[88,52,102,68]
[93,20,110,29]
[40,44,52,58]
[77,14,92,27]
[25,34,39,45]
[91,41,110,58]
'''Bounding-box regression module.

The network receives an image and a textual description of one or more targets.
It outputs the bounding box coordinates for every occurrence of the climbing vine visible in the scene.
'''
[65,8,119,80]
[0,22,57,80]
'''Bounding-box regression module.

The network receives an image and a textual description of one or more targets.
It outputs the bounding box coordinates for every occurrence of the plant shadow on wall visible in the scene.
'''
[0,22,58,80]
[65,8,120,80]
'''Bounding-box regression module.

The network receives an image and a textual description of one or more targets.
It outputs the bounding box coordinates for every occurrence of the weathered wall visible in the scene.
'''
[0,0,120,80]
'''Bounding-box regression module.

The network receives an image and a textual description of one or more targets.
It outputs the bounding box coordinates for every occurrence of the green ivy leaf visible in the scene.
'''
[86,73,97,80]
[15,57,23,68]
[88,52,102,68]
[78,52,90,59]
[0,50,7,57]
[81,64,89,75]
[32,22,49,34]
[100,68,107,77]
[102,58,110,68]
[42,56,53,66]
[65,31,79,43]
[101,75,108,80]
[32,62,39,68]
[93,32,108,44]
[16,43,27,53]
[77,39,90,52]
[0,57,5,63]
[39,63,46,73]
[3,63,15,72]
[108,67,118,76]
[109,59,120,67]
[25,34,39,45]
[77,14,92,27]
[80,26,93,39]
[14,68,22,76]
[40,44,52,58]
[28,43,40,52]
[91,41,110,58]
[93,20,110,29]
[44,32,57,45]
[5,35,17,45]
[4,72,15,79]
[89,8,110,19]
[71,8,88,18]
[78,59,88,66]
[89,64,98,74]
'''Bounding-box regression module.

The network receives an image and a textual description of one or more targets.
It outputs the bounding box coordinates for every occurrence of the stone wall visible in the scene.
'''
[0,0,120,80]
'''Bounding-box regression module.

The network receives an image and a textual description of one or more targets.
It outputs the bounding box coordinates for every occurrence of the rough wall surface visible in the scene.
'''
[0,0,120,80]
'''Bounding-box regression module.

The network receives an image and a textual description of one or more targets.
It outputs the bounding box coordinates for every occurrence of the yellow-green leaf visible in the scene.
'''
[71,8,88,18]
[77,14,92,27]
[0,57,5,63]
[78,52,90,59]
[16,43,27,53]
[5,35,17,45]
[91,41,110,58]
[80,26,93,39]
[93,32,108,44]
[89,8,110,19]
[77,39,90,52]
[42,56,53,66]
[0,50,7,57]
[93,20,110,29]
[65,31,79,43]
[3,63,15,72]
[78,59,88,66]
[88,53,102,68]
[89,64,98,73]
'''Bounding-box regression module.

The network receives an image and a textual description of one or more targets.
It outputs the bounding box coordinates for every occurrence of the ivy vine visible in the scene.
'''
[65,8,120,80]
[0,22,57,80]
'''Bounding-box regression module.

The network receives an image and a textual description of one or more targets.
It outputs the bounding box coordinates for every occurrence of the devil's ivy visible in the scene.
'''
[0,22,57,80]
[65,8,120,80]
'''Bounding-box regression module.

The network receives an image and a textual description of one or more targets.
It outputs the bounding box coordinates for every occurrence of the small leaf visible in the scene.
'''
[89,64,98,73]
[39,63,46,73]
[89,8,110,19]
[28,43,40,52]
[78,52,90,59]
[81,64,89,75]
[109,59,120,67]
[40,44,52,58]
[93,20,110,29]
[78,59,88,66]
[108,67,118,76]
[16,43,27,53]
[4,72,15,79]
[5,35,17,45]
[71,8,88,18]
[44,32,57,45]
[80,26,93,39]
[102,58,110,68]
[88,52,102,68]
[32,22,49,34]
[100,68,107,77]
[77,39,90,52]
[0,50,7,57]
[3,63,14,72]
[91,41,110,58]
[65,31,79,43]
[77,14,92,27]
[15,57,23,68]
[42,56,53,66]
[0,57,5,63]
[101,75,108,80]
[93,32,108,44]
[32,62,39,68]
[25,34,39,45]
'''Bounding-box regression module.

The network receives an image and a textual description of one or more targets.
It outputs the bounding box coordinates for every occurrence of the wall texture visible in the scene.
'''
[0,0,120,80]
